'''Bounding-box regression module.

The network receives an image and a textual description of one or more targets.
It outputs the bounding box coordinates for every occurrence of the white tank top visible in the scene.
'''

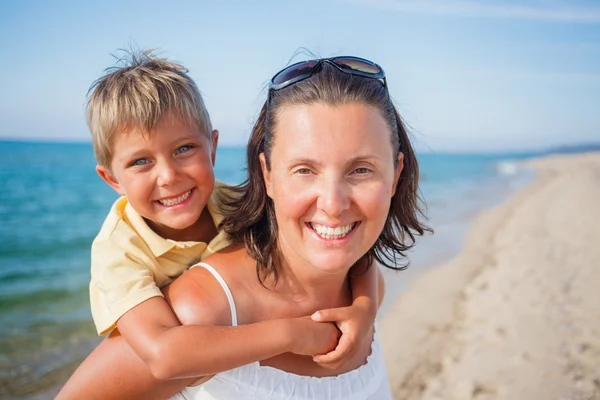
[170,262,392,400]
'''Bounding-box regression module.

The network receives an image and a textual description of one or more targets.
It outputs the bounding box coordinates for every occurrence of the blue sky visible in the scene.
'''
[1,0,599,152]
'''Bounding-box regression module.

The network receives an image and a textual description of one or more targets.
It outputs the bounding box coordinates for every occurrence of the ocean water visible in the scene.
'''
[0,140,534,398]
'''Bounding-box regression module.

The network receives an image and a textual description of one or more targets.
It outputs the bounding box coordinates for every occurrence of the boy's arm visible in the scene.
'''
[57,270,340,399]
[116,267,339,381]
[58,315,318,400]
[377,265,386,307]
[117,297,288,380]
[349,259,383,313]
[90,228,336,380]
[310,260,384,368]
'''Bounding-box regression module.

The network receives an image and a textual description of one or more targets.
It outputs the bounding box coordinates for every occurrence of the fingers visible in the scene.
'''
[313,335,354,369]
[311,307,351,323]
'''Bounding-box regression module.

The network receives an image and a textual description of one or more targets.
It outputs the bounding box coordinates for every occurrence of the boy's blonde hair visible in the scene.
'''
[87,49,213,167]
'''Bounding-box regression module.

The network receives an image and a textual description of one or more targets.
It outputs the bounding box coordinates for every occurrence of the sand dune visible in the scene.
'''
[381,152,600,400]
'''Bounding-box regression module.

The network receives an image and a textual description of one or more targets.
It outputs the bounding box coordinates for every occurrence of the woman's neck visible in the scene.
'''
[265,248,352,314]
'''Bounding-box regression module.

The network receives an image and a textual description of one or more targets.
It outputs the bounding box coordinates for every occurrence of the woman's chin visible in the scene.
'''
[309,256,361,274]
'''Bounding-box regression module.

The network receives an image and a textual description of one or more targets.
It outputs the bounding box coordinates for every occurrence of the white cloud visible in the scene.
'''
[350,0,600,23]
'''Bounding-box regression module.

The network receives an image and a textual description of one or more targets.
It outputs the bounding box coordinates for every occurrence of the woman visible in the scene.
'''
[59,56,428,399]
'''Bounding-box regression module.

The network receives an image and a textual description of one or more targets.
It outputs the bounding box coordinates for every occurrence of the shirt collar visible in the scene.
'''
[123,200,210,258]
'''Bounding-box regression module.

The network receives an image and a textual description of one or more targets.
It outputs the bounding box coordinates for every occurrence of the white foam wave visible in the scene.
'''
[496,160,519,175]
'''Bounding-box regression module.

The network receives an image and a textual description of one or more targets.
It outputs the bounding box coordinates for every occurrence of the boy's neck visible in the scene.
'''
[145,208,218,243]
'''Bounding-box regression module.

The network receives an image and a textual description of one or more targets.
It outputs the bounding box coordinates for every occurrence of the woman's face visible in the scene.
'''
[260,102,403,275]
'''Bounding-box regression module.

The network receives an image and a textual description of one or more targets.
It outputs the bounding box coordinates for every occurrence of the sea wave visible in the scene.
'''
[0,287,84,310]
[496,160,519,175]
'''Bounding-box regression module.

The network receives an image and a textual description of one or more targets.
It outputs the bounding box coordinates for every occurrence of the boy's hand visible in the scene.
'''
[310,302,373,369]
[289,316,340,357]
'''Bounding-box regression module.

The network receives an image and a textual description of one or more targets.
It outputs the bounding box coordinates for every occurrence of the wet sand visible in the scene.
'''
[380,151,600,400]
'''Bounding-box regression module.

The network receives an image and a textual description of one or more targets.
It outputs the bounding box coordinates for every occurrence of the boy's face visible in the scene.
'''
[97,111,218,240]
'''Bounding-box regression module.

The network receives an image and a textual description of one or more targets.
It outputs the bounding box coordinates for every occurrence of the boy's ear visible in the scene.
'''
[259,153,273,199]
[210,129,219,166]
[96,165,126,196]
[391,152,404,195]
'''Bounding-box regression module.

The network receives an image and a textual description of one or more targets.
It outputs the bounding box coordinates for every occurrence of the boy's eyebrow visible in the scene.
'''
[173,134,204,143]
[117,135,204,161]
[117,148,147,162]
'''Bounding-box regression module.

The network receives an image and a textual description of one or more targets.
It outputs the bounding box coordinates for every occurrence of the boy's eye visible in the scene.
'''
[130,158,149,167]
[176,145,195,154]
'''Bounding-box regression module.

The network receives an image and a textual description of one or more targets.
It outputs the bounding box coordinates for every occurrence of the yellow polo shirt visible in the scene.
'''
[90,181,232,335]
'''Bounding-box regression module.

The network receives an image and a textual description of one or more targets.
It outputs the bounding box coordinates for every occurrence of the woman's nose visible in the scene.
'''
[316,178,350,218]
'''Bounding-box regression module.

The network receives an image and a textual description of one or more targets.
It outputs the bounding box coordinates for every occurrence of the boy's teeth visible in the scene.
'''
[310,223,355,239]
[158,190,192,206]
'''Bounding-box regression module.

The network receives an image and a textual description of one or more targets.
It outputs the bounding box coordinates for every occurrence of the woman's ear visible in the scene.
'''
[96,165,126,196]
[391,152,404,195]
[259,153,273,199]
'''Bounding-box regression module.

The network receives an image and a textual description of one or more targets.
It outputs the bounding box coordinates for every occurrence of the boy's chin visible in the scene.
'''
[149,215,201,235]
[162,219,198,231]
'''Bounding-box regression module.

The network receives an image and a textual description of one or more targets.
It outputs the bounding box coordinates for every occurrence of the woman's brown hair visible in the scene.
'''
[221,63,431,282]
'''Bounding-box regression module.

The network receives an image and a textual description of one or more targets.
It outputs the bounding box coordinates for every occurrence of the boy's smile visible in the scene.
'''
[155,188,194,207]
[96,111,219,242]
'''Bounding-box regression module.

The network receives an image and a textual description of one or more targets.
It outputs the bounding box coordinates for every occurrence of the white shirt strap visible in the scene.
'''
[189,262,238,326]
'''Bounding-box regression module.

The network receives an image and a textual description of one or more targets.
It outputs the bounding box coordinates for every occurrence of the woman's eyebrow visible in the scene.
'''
[288,156,321,166]
[346,154,381,163]
[287,154,382,167]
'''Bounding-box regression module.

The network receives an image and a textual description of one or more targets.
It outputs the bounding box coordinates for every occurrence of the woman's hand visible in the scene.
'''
[288,316,341,357]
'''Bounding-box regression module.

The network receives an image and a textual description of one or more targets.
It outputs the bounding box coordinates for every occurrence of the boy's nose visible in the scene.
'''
[156,161,178,187]
[316,178,350,218]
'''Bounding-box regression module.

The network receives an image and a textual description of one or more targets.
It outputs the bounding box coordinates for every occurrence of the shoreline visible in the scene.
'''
[379,151,600,400]
[6,151,594,400]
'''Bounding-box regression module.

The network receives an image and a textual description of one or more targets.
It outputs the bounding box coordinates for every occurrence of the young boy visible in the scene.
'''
[81,50,382,383]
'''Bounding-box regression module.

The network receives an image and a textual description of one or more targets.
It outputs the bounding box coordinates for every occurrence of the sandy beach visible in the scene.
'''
[380,151,600,400]
[5,151,599,400]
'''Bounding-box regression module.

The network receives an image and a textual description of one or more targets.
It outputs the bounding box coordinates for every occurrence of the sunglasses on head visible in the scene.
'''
[268,56,387,92]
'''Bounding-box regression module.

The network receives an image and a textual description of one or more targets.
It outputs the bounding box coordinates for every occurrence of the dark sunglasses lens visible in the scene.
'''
[334,57,381,75]
[272,60,319,86]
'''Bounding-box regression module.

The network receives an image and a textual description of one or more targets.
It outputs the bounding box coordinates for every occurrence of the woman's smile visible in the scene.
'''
[262,101,399,273]
[306,221,360,241]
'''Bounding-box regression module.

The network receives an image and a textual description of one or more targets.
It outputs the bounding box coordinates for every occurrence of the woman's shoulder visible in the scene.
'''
[204,243,248,264]
[163,244,252,327]
[160,247,236,326]
[200,243,255,283]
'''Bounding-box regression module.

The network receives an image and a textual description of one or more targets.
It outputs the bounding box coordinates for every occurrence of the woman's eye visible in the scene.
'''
[354,167,371,174]
[295,168,312,175]
[176,145,195,154]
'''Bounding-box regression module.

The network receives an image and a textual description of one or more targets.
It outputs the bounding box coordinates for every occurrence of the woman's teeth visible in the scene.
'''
[310,222,355,240]
[158,189,192,206]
